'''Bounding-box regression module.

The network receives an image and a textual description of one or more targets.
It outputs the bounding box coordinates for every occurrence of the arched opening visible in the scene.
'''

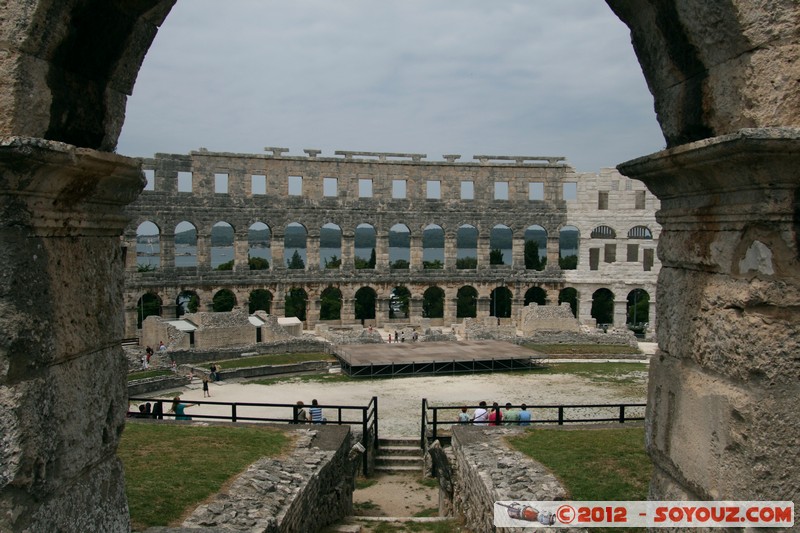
[354,286,377,322]
[211,221,235,269]
[628,226,653,239]
[591,288,615,327]
[591,225,617,239]
[212,288,236,312]
[319,286,343,320]
[176,290,200,317]
[355,223,376,269]
[248,222,271,270]
[422,224,444,269]
[456,286,478,319]
[456,224,478,269]
[285,222,307,269]
[249,289,272,314]
[559,225,579,270]
[136,292,161,328]
[320,223,342,269]
[524,225,547,270]
[422,286,445,319]
[175,221,197,267]
[390,286,410,319]
[136,221,160,270]
[285,287,307,321]
[389,224,410,269]
[524,286,547,306]
[558,287,578,318]
[490,286,513,318]
[490,224,512,266]
[626,288,650,333]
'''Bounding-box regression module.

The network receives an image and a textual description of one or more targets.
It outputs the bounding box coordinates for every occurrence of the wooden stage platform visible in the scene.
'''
[333,340,543,377]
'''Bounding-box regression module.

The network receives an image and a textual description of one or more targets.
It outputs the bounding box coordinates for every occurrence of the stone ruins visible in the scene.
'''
[122,150,660,338]
[0,1,798,531]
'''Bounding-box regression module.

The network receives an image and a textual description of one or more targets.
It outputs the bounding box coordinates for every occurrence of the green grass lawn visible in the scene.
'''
[525,344,641,355]
[507,427,652,501]
[119,422,290,530]
[127,369,173,381]
[201,352,336,370]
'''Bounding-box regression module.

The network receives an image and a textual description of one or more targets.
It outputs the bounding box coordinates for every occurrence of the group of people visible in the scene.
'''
[293,399,326,424]
[459,401,532,426]
[387,330,419,343]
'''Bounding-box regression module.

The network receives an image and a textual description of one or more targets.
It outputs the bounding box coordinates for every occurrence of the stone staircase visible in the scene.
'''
[374,437,423,474]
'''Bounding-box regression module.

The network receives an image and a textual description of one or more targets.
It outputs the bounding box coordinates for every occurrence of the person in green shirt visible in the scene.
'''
[504,402,520,425]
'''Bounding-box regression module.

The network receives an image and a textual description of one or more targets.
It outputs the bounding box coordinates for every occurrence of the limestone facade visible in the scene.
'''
[121,149,660,337]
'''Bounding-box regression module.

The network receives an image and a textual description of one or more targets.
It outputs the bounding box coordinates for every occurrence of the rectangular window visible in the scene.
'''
[643,248,654,271]
[214,173,229,194]
[635,190,646,209]
[604,243,616,263]
[143,169,155,191]
[494,181,509,200]
[251,174,266,195]
[392,179,406,199]
[177,171,192,193]
[589,248,600,270]
[598,191,609,210]
[427,180,441,199]
[461,180,474,200]
[323,177,338,197]
[529,182,544,201]
[626,179,633,191]
[288,175,302,196]
[563,182,577,201]
[359,178,373,198]
[627,243,639,262]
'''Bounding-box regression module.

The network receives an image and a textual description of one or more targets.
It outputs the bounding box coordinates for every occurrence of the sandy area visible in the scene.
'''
[149,363,648,437]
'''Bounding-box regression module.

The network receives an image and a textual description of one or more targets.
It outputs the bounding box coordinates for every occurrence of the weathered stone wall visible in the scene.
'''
[520,302,580,333]
[164,338,331,366]
[446,426,572,533]
[178,424,353,532]
[123,151,660,336]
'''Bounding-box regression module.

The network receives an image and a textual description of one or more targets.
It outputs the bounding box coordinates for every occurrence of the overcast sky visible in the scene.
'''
[117,1,665,172]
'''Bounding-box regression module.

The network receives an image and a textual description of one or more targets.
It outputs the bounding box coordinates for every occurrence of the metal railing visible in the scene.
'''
[129,396,378,476]
[420,399,646,447]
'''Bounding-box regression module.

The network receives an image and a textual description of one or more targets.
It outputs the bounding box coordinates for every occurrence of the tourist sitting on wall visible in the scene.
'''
[488,402,503,426]
[294,401,308,423]
[170,396,195,421]
[309,399,324,424]
[503,402,520,425]
[458,406,470,424]
[472,401,488,424]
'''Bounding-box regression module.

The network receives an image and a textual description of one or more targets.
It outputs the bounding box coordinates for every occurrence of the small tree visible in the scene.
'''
[368,248,376,269]
[390,259,409,269]
[324,255,341,269]
[216,259,234,271]
[287,250,305,269]
[524,240,543,270]
[456,256,477,269]
[489,248,504,265]
[248,256,269,270]
[422,259,443,270]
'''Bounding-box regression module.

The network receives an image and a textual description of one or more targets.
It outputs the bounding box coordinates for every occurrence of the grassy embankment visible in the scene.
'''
[119,423,289,530]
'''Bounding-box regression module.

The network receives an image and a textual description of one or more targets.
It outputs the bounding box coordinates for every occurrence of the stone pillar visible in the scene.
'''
[578,296,594,326]
[477,296,491,319]
[444,232,457,271]
[444,297,458,326]
[613,298,627,328]
[376,231,389,272]
[272,232,285,270]
[409,235,423,271]
[307,234,320,271]
[341,233,354,270]
[646,299,657,339]
[409,296,423,322]
[161,232,175,270]
[546,236,560,270]
[234,230,249,271]
[341,298,355,323]
[306,296,319,329]
[376,297,390,326]
[512,235,525,270]
[477,235,490,270]
[0,138,142,532]
[273,286,286,316]
[123,230,138,271]
[618,130,800,502]
[196,232,210,268]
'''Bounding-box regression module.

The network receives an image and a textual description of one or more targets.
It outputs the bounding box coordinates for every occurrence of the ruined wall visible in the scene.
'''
[520,302,580,333]
[123,150,660,336]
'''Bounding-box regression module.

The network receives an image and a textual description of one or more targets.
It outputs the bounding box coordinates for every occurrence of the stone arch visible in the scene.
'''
[524,286,547,306]
[390,285,411,319]
[248,222,271,269]
[319,286,343,321]
[558,225,579,270]
[211,221,235,269]
[591,225,617,239]
[490,286,513,318]
[389,223,410,269]
[285,287,308,321]
[354,286,377,321]
[175,221,197,267]
[490,224,512,265]
[354,223,376,269]
[524,225,547,270]
[136,221,160,270]
[212,288,237,312]
[558,287,578,318]
[422,224,444,269]
[591,287,615,326]
[248,289,272,314]
[320,222,342,269]
[456,285,478,319]
[136,292,162,328]
[627,225,653,239]
[176,289,200,317]
[456,224,478,269]
[626,288,650,328]
[422,286,445,319]
[285,222,307,269]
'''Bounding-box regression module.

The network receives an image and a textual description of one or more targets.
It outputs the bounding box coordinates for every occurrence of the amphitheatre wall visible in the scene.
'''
[123,149,660,337]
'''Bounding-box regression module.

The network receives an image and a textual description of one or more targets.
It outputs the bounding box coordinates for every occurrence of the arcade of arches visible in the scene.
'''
[1,2,798,531]
[124,151,659,336]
